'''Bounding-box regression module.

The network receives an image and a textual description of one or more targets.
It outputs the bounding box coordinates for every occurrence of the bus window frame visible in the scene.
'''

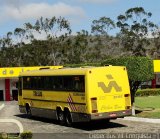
[22,75,85,93]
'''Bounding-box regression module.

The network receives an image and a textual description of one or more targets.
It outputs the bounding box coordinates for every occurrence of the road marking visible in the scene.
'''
[123,117,160,124]
[0,119,24,133]
[0,104,5,110]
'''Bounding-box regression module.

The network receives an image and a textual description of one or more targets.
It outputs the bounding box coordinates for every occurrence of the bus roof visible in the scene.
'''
[19,66,125,76]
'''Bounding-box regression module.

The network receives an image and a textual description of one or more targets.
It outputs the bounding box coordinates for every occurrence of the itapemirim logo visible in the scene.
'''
[98,75,122,93]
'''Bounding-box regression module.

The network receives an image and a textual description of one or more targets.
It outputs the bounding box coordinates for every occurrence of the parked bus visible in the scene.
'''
[18,66,132,126]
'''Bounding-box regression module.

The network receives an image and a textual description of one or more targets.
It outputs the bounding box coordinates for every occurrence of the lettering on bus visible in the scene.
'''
[2,69,14,75]
[114,105,123,109]
[81,96,85,100]
[73,93,85,96]
[101,105,113,111]
[33,91,42,96]
[98,74,122,93]
[113,95,123,99]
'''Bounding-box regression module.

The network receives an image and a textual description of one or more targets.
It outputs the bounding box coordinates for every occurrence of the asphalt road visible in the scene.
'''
[0,101,160,139]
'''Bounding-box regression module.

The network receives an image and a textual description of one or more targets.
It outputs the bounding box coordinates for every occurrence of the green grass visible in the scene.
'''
[0,132,32,139]
[135,96,160,118]
[0,133,19,139]
[135,96,160,109]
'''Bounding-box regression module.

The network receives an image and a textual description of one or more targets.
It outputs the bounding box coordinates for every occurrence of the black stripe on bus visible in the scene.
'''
[23,98,86,105]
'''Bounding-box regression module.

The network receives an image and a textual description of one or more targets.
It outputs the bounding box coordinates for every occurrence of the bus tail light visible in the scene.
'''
[124,94,131,109]
[125,106,131,109]
[91,97,98,113]
[92,110,98,113]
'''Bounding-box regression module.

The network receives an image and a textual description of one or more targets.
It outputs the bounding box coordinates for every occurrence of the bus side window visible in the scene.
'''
[52,76,63,91]
[79,81,85,92]
[23,77,30,89]
[63,76,72,91]
[75,81,79,91]
[74,76,85,92]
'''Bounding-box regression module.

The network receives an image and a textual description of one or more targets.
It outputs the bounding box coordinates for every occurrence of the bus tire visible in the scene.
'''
[105,119,110,123]
[57,109,65,125]
[26,104,32,118]
[64,110,73,127]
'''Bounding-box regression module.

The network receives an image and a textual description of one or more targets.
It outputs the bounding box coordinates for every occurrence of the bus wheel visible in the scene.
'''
[57,109,65,125]
[65,110,73,127]
[26,104,32,118]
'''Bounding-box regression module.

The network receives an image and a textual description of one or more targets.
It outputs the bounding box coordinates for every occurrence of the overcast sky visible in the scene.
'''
[0,0,160,37]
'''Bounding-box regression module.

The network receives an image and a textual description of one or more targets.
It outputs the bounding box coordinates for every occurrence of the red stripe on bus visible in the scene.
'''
[67,94,77,111]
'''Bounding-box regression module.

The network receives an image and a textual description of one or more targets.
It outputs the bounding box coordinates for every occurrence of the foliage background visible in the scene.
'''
[0,7,160,67]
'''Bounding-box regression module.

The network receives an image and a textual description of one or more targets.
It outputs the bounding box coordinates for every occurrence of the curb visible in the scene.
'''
[123,116,160,124]
[0,104,4,110]
[0,119,24,133]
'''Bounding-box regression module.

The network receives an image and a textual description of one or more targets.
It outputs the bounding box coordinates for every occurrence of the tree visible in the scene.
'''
[0,32,13,48]
[90,17,116,62]
[32,16,71,65]
[23,22,35,41]
[117,7,157,56]
[101,57,154,104]
[14,28,26,66]
[150,29,160,59]
[91,16,115,36]
[0,32,15,66]
[70,30,89,63]
[21,40,50,66]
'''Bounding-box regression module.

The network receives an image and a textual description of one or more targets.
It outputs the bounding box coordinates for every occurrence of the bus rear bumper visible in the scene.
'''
[71,109,132,122]
[90,109,132,120]
[71,113,91,122]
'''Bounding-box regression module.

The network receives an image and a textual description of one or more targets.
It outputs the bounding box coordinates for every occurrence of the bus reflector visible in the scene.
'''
[109,113,116,117]
[91,97,97,100]
[92,110,98,113]
[91,97,98,113]
[125,106,131,109]
[124,94,129,97]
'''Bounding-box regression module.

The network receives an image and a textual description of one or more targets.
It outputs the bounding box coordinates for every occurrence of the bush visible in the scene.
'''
[64,63,101,68]
[20,131,32,139]
[101,56,154,81]
[101,56,154,103]
[0,132,8,139]
[136,89,160,96]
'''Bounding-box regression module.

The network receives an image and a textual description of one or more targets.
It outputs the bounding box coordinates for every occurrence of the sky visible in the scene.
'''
[0,0,160,37]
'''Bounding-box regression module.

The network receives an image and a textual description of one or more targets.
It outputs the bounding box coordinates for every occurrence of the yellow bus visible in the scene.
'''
[18,66,132,126]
